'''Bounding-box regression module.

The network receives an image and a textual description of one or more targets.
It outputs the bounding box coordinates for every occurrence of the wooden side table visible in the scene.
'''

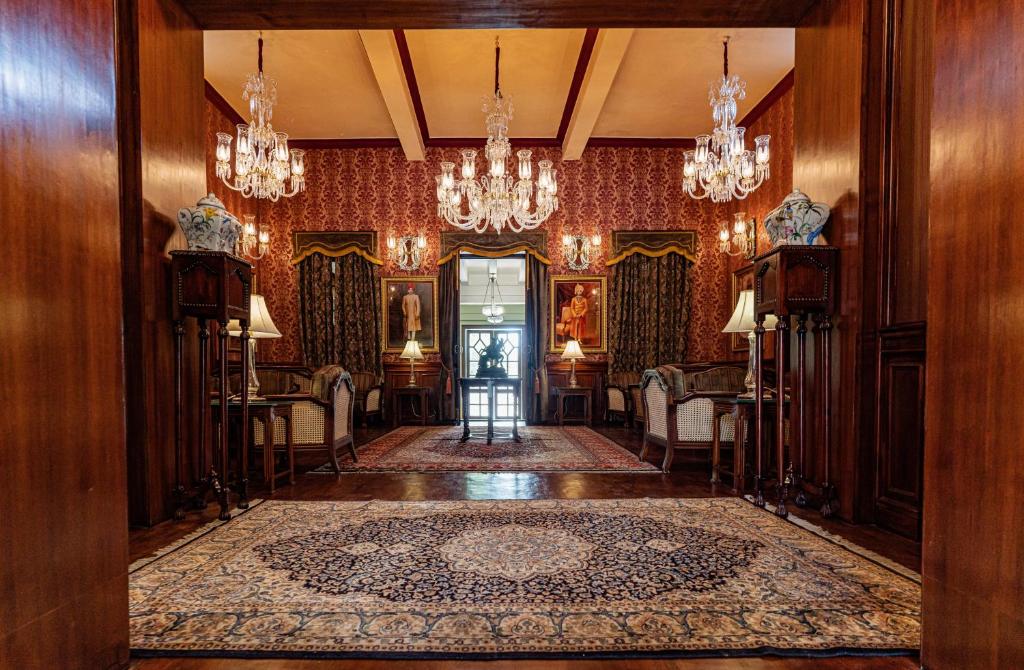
[393,386,432,427]
[555,386,593,426]
[711,396,783,499]
[212,399,295,499]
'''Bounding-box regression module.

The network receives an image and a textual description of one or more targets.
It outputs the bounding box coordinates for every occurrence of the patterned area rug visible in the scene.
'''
[130,498,920,659]
[308,425,659,472]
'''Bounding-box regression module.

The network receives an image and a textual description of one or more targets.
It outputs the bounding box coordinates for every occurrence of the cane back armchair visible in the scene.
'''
[253,365,357,470]
[639,364,746,472]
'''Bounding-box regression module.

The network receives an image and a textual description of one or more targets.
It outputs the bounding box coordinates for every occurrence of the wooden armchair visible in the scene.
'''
[347,371,384,426]
[605,371,643,426]
[639,364,746,472]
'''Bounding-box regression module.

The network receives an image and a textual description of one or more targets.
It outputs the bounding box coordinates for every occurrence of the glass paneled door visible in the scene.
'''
[463,328,522,419]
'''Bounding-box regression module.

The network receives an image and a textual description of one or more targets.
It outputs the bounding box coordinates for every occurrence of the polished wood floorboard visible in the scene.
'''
[130,423,921,670]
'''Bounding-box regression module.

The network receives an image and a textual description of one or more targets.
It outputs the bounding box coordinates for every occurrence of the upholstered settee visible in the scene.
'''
[347,371,384,426]
[604,371,644,427]
[639,364,746,472]
[247,366,357,469]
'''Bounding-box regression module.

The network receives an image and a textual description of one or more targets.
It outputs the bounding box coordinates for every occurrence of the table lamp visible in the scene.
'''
[722,289,778,396]
[228,294,282,398]
[561,338,586,388]
[400,339,424,387]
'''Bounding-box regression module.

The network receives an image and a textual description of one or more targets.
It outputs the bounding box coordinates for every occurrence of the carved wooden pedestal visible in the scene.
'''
[170,251,252,521]
[752,246,838,518]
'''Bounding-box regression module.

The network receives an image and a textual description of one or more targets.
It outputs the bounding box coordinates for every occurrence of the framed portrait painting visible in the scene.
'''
[550,275,607,353]
[730,264,774,356]
[382,276,438,352]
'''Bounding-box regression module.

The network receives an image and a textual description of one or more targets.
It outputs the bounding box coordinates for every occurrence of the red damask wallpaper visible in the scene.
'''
[204,86,793,366]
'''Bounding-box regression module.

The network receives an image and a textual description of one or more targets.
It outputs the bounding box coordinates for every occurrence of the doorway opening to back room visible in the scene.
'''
[459,254,526,421]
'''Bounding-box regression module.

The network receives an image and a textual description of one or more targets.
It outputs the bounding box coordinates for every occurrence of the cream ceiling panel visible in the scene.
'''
[593,28,794,138]
[204,30,397,139]
[405,29,586,138]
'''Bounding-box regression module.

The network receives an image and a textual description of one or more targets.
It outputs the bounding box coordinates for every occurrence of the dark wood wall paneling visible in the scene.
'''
[793,0,867,523]
[792,0,929,538]
[122,0,207,527]
[0,0,129,666]
[922,0,1024,667]
[546,360,609,422]
[863,0,931,539]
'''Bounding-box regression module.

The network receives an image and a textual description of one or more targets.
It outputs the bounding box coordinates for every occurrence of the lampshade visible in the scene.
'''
[400,339,424,360]
[228,294,282,339]
[561,339,585,360]
[722,289,778,334]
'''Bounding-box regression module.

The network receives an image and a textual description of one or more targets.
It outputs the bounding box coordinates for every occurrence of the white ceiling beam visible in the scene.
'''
[560,28,634,160]
[358,30,425,161]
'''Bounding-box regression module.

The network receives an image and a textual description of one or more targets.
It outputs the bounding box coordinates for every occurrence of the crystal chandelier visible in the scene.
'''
[436,38,558,234]
[481,262,505,324]
[214,34,306,202]
[683,38,770,203]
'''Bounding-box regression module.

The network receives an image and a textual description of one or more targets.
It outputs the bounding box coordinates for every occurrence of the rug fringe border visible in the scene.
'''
[129,645,919,661]
[129,499,264,573]
[743,494,921,583]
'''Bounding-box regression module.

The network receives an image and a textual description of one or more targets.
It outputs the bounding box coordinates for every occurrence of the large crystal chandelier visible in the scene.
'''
[214,34,306,202]
[682,38,770,203]
[436,38,558,234]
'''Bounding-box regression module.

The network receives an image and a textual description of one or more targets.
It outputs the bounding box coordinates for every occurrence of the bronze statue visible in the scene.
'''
[475,333,508,378]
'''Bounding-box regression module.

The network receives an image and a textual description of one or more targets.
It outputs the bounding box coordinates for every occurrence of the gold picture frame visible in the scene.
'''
[730,264,774,356]
[381,276,439,352]
[549,275,608,353]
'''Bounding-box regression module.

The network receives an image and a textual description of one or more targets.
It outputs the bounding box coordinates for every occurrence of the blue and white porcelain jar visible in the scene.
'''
[763,189,831,247]
[177,193,242,253]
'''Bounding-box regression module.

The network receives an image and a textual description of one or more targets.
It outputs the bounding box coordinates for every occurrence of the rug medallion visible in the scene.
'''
[130,498,920,658]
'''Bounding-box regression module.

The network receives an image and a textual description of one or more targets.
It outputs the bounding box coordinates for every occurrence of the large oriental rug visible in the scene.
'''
[310,425,658,472]
[130,498,920,659]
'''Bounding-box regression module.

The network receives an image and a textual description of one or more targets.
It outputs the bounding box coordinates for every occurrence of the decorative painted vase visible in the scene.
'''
[177,193,242,253]
[763,189,831,246]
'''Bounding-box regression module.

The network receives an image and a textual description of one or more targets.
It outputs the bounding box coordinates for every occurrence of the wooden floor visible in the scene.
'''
[129,424,921,670]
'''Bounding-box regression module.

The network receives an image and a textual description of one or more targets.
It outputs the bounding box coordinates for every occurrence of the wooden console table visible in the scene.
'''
[459,378,521,444]
[554,386,593,426]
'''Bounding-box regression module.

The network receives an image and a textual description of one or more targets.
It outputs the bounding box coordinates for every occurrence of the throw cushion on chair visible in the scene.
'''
[311,365,346,402]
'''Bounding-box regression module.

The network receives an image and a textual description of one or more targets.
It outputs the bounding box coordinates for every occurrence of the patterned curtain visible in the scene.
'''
[608,253,692,373]
[298,252,382,375]
[524,254,549,423]
[438,258,460,422]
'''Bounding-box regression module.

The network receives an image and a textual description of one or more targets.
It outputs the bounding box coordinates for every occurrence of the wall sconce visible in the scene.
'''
[386,232,427,271]
[718,212,755,259]
[562,232,602,271]
[239,214,270,260]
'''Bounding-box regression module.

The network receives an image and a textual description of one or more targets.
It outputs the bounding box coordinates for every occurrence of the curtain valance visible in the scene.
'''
[436,230,550,265]
[291,231,383,266]
[605,230,698,266]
